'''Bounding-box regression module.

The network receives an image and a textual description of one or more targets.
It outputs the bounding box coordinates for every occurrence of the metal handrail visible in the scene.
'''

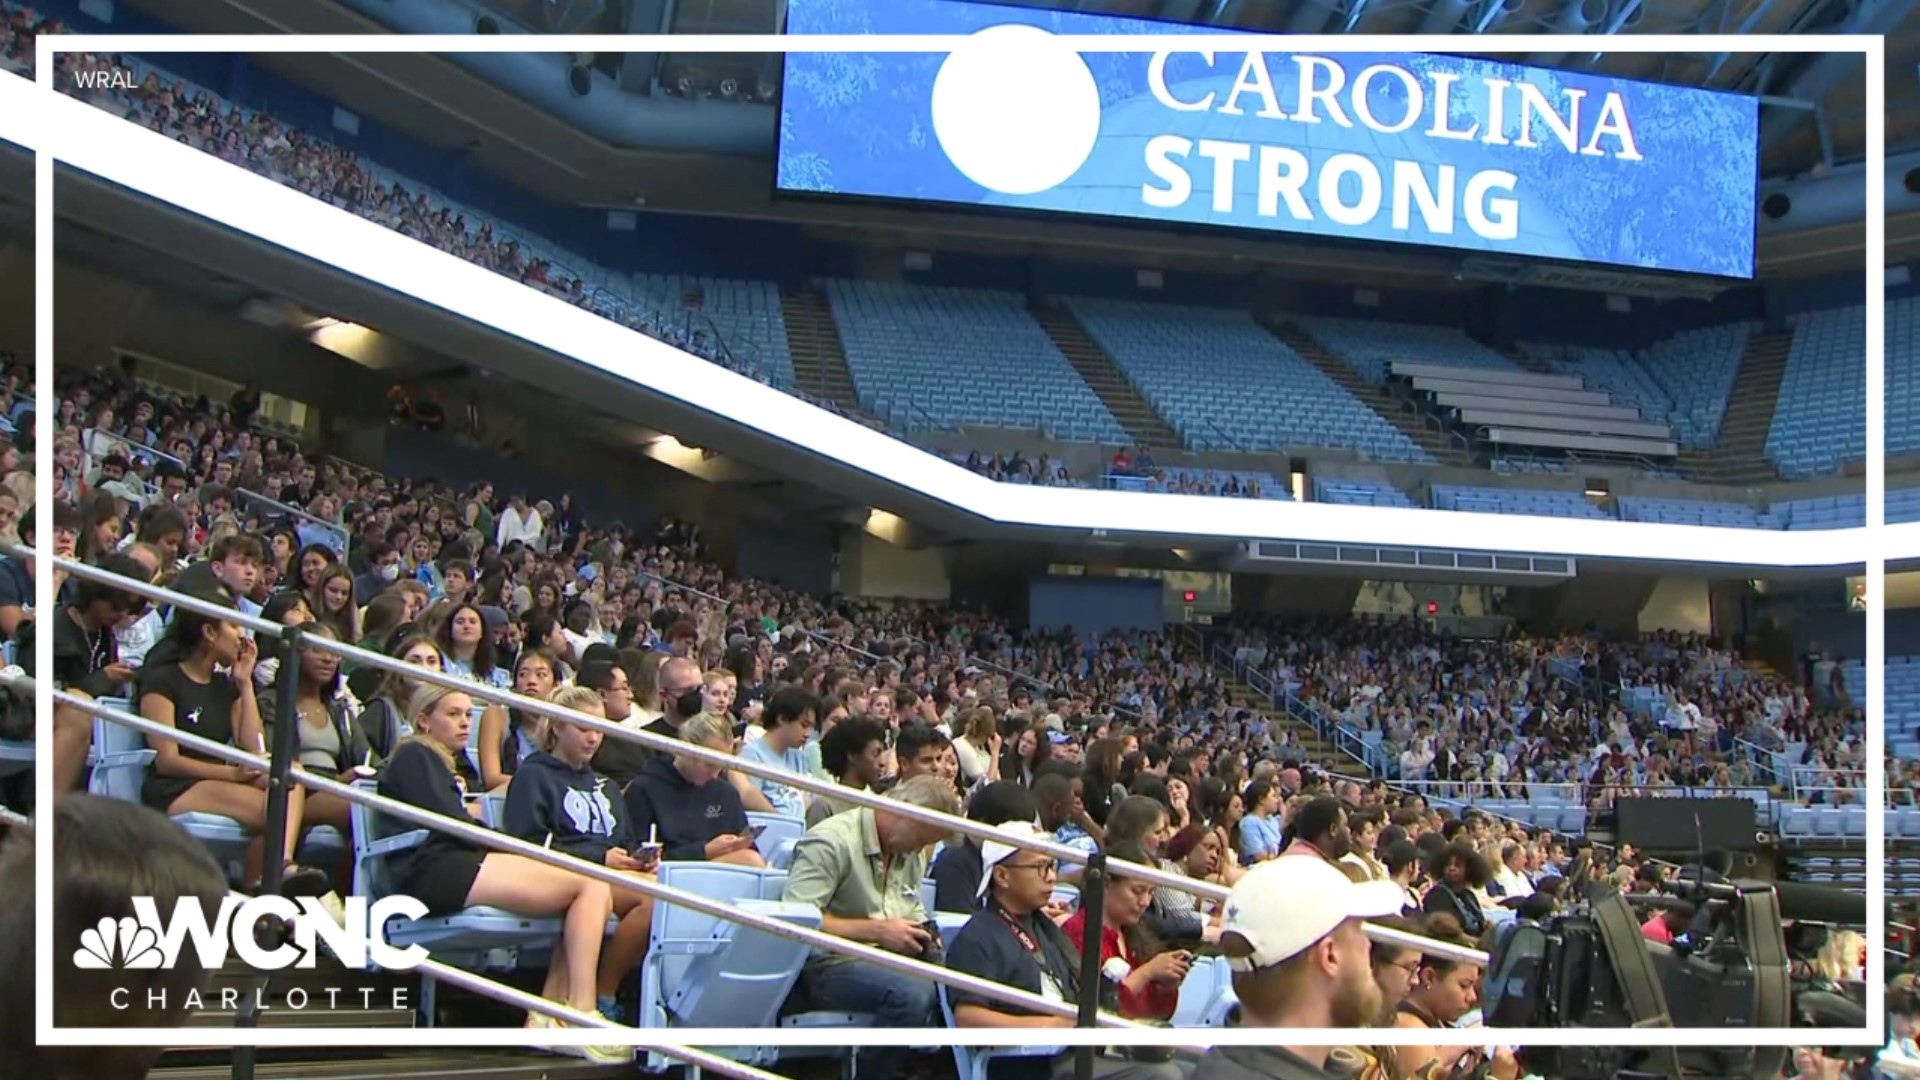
[40,547,1487,967]
[233,487,351,556]
[48,687,1132,1032]
[84,426,186,472]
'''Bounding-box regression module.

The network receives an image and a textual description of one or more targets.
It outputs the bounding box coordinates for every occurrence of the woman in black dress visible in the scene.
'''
[378,682,623,1053]
[137,587,325,894]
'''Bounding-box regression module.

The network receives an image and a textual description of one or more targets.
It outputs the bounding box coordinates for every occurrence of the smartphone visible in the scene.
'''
[632,841,663,865]
[746,823,769,840]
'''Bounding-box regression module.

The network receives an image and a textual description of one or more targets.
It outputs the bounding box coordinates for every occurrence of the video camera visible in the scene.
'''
[1482,876,1867,1080]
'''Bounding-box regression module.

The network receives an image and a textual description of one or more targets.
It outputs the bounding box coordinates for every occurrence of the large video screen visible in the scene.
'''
[778,0,1759,278]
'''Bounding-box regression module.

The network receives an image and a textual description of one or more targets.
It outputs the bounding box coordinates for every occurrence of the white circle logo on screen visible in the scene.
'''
[930,24,1101,197]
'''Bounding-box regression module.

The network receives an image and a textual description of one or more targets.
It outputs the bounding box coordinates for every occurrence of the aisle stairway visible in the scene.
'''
[1030,300,1183,449]
[781,287,865,418]
[1263,320,1472,467]
[1678,329,1793,484]
[1216,668,1360,776]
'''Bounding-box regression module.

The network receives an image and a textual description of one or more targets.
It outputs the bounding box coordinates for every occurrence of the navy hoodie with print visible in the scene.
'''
[501,750,634,865]
[623,753,748,862]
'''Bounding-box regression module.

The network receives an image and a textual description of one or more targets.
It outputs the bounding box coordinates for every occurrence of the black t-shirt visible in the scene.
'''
[945,902,1083,1016]
[50,606,118,696]
[139,662,240,764]
[378,740,488,878]
[929,840,985,915]
[0,557,30,629]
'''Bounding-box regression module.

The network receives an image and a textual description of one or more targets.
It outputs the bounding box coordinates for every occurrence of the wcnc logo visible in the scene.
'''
[74,895,431,972]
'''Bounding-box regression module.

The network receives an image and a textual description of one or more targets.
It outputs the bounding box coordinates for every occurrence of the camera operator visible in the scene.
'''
[1190,858,1403,1080]
[1391,913,1518,1080]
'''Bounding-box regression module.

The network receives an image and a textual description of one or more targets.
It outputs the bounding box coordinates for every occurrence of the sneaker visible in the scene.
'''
[524,1010,556,1031]
[596,995,624,1024]
[554,1011,630,1065]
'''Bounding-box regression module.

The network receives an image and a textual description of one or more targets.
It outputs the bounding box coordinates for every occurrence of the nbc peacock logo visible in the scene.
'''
[74,916,166,970]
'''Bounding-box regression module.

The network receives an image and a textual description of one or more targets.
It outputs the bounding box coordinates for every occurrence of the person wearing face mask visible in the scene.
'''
[593,656,700,789]
[353,540,406,606]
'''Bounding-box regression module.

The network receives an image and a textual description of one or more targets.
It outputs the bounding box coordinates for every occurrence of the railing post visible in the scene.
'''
[232,623,305,1079]
[1073,851,1108,1080]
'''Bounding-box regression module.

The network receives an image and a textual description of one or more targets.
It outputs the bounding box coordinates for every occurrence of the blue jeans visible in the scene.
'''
[802,959,936,1079]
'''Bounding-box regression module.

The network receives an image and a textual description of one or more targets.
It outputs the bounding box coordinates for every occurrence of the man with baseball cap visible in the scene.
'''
[945,822,1182,1080]
[1191,857,1405,1080]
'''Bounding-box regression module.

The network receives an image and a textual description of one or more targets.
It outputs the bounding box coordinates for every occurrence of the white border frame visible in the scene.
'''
[9,30,1889,1050]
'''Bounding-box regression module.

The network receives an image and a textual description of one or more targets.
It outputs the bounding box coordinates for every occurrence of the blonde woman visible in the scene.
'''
[623,711,765,867]
[502,685,657,1023]
[377,683,625,1062]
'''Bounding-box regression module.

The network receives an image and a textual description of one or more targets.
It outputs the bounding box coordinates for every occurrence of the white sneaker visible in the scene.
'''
[554,1011,630,1065]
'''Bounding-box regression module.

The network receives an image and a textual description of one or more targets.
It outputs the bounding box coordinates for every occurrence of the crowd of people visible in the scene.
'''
[1219,618,1876,810]
[4,357,1883,1078]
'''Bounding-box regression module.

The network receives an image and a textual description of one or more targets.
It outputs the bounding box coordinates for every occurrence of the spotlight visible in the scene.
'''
[757,80,778,102]
[719,77,739,98]
[675,75,695,96]
[475,14,500,33]
[1761,192,1792,220]
[567,62,592,98]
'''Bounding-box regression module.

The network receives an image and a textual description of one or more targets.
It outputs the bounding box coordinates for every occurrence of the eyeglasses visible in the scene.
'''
[1380,958,1421,977]
[1001,859,1058,877]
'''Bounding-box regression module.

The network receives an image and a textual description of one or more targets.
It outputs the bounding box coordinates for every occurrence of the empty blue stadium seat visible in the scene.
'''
[1766,303,1875,477]
[826,281,1128,442]
[1064,298,1430,461]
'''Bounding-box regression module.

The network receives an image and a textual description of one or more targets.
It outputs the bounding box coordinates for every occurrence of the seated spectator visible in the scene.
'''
[1235,779,1284,866]
[135,587,326,896]
[45,552,146,795]
[1492,841,1534,901]
[1035,766,1100,860]
[1392,913,1515,1079]
[945,821,1182,1080]
[950,705,1002,792]
[477,647,559,791]
[1341,807,1387,882]
[1063,843,1189,1023]
[930,780,1040,914]
[355,633,444,765]
[782,775,959,1078]
[1421,842,1487,937]
[622,711,765,867]
[255,622,365,842]
[593,655,697,788]
[502,685,657,1023]
[896,722,954,788]
[377,683,625,1060]
[807,714,888,828]
[734,685,819,819]
[1382,839,1423,913]
[1280,796,1350,865]
[0,795,229,1080]
[1190,858,1401,1079]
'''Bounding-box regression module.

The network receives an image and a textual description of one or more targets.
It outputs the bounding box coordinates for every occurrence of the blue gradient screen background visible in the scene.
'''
[778,0,1760,278]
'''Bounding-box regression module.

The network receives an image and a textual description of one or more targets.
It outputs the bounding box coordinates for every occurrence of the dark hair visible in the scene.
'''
[821,715,887,778]
[71,553,146,613]
[764,685,821,729]
[1381,838,1421,880]
[577,660,621,695]
[896,723,951,766]
[967,781,1039,828]
[1290,796,1346,848]
[0,796,228,1077]
[141,584,238,674]
[1103,795,1169,850]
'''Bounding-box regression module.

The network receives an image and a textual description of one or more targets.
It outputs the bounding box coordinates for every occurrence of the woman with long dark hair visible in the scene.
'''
[136,587,326,895]
[477,647,559,792]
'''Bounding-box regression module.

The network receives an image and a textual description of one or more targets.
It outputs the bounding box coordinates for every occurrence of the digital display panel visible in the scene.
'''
[779,0,1760,278]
